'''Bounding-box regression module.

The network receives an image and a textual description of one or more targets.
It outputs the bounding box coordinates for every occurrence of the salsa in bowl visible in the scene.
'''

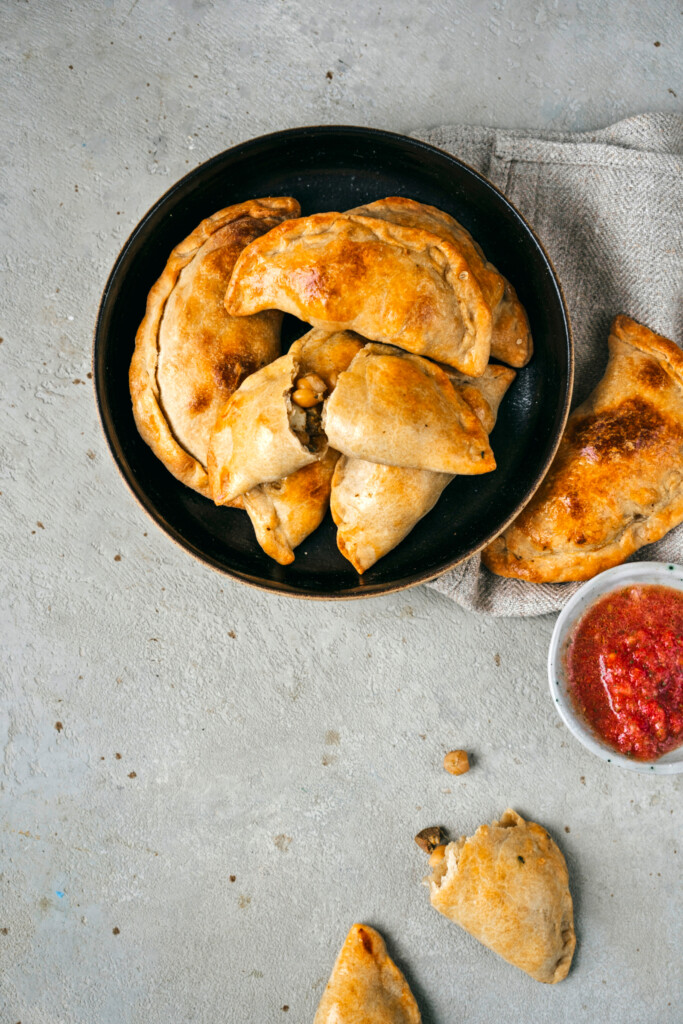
[548,562,683,774]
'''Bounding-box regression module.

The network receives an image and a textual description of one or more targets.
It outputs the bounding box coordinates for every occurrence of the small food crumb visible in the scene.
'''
[282,1007,289,1013]
[128,771,137,778]
[115,753,122,759]
[443,749,470,775]
[1,927,8,934]
[229,875,236,882]
[654,40,661,46]
[55,721,63,732]
[114,554,121,562]
[565,826,571,833]
[228,630,236,639]
[112,927,120,935]
[414,825,445,854]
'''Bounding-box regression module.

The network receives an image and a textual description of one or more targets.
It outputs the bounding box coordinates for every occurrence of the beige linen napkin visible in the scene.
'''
[411,113,683,616]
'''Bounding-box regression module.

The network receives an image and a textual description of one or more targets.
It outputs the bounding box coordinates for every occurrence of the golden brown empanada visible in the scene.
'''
[243,448,339,565]
[427,809,575,984]
[129,197,300,496]
[350,197,532,367]
[331,365,515,572]
[323,344,494,474]
[225,211,492,375]
[208,330,363,505]
[314,923,421,1024]
[483,314,683,582]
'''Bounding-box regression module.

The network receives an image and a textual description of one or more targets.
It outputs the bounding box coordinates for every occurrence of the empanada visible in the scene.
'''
[427,809,575,984]
[483,315,683,582]
[208,330,363,504]
[314,923,421,1024]
[129,197,300,496]
[225,211,492,375]
[243,448,339,565]
[350,197,532,367]
[323,344,494,474]
[332,365,515,572]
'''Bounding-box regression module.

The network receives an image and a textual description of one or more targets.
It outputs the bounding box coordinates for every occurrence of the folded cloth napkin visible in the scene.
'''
[411,113,683,617]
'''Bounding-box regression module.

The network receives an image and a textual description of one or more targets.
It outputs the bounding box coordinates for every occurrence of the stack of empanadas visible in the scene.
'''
[130,195,529,570]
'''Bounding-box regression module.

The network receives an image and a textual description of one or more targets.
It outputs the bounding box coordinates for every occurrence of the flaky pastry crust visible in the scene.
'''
[323,344,494,475]
[483,315,683,581]
[243,448,340,566]
[427,809,575,984]
[314,923,421,1023]
[129,197,299,496]
[225,211,492,375]
[331,365,515,572]
[351,197,532,367]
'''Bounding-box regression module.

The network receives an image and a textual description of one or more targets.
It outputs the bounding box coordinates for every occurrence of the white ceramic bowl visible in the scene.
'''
[548,561,683,775]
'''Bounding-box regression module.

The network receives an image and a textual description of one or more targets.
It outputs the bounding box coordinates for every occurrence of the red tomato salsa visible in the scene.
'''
[565,584,683,761]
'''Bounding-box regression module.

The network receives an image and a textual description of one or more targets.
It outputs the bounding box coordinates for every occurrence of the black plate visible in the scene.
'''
[94,126,572,599]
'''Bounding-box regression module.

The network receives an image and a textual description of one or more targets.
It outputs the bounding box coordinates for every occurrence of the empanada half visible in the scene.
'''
[323,344,494,475]
[331,365,515,572]
[314,923,421,1024]
[208,330,363,505]
[243,448,339,565]
[351,197,532,367]
[225,211,492,375]
[129,197,300,496]
[483,314,683,582]
[427,809,575,984]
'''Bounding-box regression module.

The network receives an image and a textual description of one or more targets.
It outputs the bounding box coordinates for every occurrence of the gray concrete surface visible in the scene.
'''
[1,2,682,1022]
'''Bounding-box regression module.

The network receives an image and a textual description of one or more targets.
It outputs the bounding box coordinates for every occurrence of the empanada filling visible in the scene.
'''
[288,371,327,453]
[427,837,466,889]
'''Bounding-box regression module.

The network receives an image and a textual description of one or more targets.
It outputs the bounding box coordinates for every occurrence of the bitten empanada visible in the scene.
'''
[427,809,575,984]
[323,344,494,474]
[483,315,683,582]
[208,330,363,505]
[331,365,515,572]
[314,924,421,1024]
[350,197,532,367]
[243,449,339,565]
[225,211,492,375]
[129,197,300,496]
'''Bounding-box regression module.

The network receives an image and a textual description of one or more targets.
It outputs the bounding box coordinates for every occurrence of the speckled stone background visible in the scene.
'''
[1,2,681,1022]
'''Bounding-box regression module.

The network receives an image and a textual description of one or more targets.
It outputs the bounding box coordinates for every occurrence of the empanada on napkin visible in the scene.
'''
[323,344,494,474]
[225,211,492,375]
[314,923,421,1024]
[427,810,575,984]
[208,330,363,504]
[129,197,300,496]
[351,197,532,367]
[331,365,515,572]
[483,315,683,582]
[243,448,339,565]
